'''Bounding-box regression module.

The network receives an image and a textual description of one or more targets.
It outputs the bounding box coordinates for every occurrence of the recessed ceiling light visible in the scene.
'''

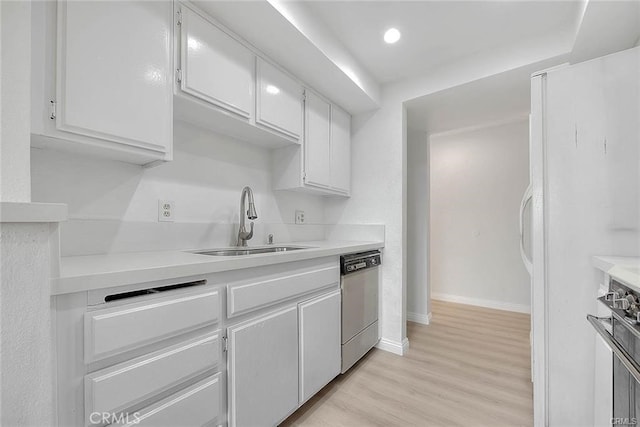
[384,28,401,44]
[265,84,280,95]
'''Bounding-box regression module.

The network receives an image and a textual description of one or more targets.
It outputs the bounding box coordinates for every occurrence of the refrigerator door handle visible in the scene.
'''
[519,184,533,274]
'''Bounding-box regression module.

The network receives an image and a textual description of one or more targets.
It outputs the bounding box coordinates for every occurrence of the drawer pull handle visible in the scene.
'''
[105,280,207,303]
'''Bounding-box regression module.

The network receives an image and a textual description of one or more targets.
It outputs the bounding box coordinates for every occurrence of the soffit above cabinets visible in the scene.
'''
[191,0,380,115]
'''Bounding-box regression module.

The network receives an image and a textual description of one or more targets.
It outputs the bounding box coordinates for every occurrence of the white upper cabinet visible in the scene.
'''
[179,5,254,119]
[31,0,173,165]
[330,105,351,194]
[304,91,332,188]
[173,5,300,149]
[273,89,351,197]
[256,58,303,140]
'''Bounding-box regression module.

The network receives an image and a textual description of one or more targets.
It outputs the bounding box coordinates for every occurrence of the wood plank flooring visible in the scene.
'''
[281,300,533,427]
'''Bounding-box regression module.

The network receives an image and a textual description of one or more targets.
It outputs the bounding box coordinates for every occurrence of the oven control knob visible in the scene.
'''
[371,258,377,265]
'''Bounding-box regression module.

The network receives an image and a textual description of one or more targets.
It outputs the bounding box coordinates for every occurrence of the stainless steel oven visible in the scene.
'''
[588,279,640,425]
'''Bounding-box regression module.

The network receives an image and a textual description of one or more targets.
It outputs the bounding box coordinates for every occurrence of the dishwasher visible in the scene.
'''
[340,250,381,373]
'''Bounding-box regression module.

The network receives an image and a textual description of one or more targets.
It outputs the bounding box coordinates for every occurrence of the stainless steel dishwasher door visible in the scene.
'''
[341,266,379,344]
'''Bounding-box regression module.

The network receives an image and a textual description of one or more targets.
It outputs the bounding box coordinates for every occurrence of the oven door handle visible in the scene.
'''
[587,314,640,384]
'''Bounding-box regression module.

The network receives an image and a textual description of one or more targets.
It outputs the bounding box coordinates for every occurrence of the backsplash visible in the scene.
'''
[31,121,384,256]
[57,220,324,256]
[56,220,384,256]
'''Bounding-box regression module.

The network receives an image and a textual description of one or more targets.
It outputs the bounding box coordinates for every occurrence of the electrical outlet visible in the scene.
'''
[295,210,305,225]
[158,200,174,222]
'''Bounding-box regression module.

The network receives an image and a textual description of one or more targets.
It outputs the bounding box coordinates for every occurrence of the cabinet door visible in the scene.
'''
[180,5,254,119]
[227,306,298,427]
[304,91,331,188]
[56,0,172,153]
[330,105,351,194]
[299,289,341,404]
[256,58,303,139]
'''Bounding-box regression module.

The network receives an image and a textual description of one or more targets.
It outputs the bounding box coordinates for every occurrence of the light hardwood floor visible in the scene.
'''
[281,300,533,427]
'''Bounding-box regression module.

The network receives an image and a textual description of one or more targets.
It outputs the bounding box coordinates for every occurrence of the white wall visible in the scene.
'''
[429,119,531,312]
[0,3,57,425]
[31,121,327,255]
[1,223,56,426]
[324,53,564,354]
[406,130,430,324]
[0,0,31,202]
[325,99,407,354]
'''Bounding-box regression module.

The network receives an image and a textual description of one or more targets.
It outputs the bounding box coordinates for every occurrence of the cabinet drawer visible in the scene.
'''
[112,374,221,427]
[84,290,219,362]
[227,262,339,317]
[85,332,219,421]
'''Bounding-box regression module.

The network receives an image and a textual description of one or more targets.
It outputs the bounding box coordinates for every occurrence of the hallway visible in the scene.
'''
[282,300,533,426]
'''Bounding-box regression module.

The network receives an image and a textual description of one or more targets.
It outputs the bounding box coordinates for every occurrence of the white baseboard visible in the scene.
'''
[376,337,410,356]
[407,311,432,325]
[431,293,531,314]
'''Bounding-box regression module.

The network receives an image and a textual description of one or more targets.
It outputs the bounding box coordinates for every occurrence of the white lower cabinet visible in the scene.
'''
[56,260,343,427]
[299,290,341,403]
[227,306,299,427]
[84,332,220,421]
[55,280,224,427]
[113,374,221,427]
[227,287,341,426]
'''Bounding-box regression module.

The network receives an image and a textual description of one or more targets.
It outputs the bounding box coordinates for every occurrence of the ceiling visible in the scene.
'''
[404,65,531,134]
[305,1,583,84]
[404,56,565,134]
[196,0,639,130]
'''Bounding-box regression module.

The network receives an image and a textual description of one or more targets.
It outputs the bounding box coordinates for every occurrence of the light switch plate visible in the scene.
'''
[159,200,174,222]
[295,210,305,224]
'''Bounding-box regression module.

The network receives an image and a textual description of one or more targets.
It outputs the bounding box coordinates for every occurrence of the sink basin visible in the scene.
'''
[193,246,309,257]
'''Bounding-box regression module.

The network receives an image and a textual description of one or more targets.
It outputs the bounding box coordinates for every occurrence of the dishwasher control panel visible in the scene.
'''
[340,250,382,275]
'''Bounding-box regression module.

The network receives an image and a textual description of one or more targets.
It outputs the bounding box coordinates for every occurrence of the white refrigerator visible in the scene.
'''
[527,46,640,426]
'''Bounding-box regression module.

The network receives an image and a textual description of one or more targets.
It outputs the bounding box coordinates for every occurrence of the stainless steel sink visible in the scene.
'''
[193,246,309,256]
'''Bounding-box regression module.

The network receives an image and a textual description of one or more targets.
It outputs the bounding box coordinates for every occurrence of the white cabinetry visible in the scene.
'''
[304,91,332,188]
[299,290,341,403]
[330,105,352,193]
[227,306,299,427]
[256,58,303,140]
[179,5,254,119]
[273,89,351,196]
[173,3,302,149]
[56,259,345,427]
[55,279,223,427]
[115,374,221,427]
[31,0,173,165]
[225,258,341,425]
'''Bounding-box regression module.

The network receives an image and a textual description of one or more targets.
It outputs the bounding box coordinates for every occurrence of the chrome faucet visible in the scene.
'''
[237,186,258,247]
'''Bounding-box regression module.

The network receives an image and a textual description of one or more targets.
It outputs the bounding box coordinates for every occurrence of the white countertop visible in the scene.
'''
[593,256,640,292]
[53,240,384,295]
[0,202,67,223]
